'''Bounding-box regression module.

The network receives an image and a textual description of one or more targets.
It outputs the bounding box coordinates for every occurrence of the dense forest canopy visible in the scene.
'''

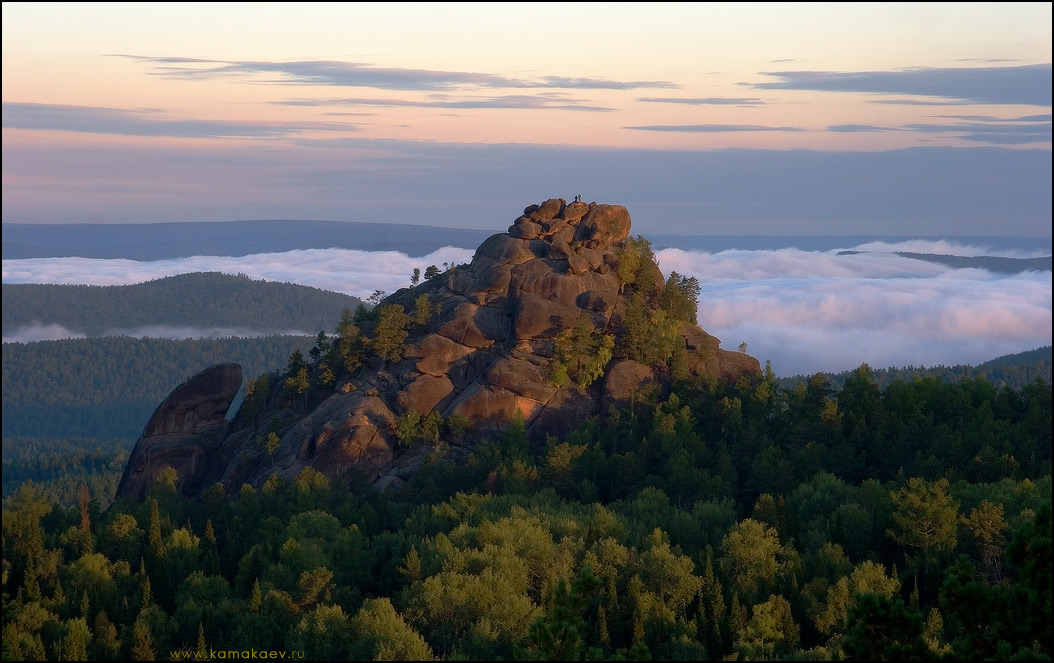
[2,360,1050,660]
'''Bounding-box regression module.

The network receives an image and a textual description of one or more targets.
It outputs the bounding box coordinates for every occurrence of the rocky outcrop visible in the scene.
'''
[115,363,242,499]
[115,198,761,500]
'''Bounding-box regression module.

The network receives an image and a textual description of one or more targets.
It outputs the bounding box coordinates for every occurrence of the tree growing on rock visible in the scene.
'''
[335,308,366,374]
[371,304,411,363]
[659,271,701,324]
[548,315,615,389]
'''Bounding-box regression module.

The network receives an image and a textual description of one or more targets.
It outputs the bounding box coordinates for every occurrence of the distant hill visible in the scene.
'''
[833,250,1051,273]
[777,346,1053,391]
[895,252,1051,273]
[2,272,361,338]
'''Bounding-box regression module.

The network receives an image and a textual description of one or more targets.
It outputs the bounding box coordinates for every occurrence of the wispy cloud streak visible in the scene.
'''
[638,97,765,106]
[114,55,678,91]
[825,114,1051,145]
[753,63,1052,106]
[624,124,805,133]
[2,102,359,138]
[277,93,613,111]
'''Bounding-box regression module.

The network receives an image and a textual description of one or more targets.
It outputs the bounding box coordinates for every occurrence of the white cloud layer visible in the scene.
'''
[655,241,1051,375]
[3,240,1050,377]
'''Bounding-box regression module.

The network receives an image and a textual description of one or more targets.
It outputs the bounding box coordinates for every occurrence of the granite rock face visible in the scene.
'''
[115,198,761,499]
[115,363,242,499]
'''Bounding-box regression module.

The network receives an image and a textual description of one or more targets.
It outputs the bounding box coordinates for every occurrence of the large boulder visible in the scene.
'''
[115,363,242,499]
[574,204,632,249]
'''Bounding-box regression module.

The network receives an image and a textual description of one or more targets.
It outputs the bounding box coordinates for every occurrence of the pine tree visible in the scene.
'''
[336,308,365,373]
[699,554,726,655]
[249,579,262,614]
[202,519,220,576]
[62,617,91,662]
[284,366,310,411]
[265,432,281,467]
[195,622,208,661]
[78,485,93,555]
[139,560,153,607]
[147,499,162,555]
[131,615,156,661]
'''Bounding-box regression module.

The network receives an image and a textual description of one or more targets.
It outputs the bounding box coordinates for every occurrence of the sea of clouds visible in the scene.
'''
[3,240,1050,377]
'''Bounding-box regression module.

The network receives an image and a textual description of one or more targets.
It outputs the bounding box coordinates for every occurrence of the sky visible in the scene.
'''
[4,239,1051,377]
[2,2,1051,235]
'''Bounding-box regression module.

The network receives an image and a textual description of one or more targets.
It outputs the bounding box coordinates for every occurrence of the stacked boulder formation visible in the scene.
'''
[116,198,760,499]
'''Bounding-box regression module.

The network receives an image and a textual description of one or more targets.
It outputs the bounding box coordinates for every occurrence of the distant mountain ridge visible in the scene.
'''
[777,346,1052,391]
[894,251,1052,273]
[835,250,1052,273]
[2,219,494,260]
[2,272,361,339]
[4,219,1050,261]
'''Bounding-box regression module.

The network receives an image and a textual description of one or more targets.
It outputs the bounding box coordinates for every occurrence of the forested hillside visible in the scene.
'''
[2,365,1050,660]
[1,437,129,505]
[2,335,313,440]
[2,272,360,337]
[778,346,1052,391]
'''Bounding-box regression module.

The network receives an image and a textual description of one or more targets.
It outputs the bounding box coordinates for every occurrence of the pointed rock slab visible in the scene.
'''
[115,362,242,500]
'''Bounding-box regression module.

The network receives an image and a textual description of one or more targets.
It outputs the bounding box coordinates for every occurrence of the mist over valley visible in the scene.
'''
[4,225,1049,378]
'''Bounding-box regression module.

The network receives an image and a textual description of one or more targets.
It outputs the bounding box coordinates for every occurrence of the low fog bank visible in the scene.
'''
[4,240,1050,377]
[2,323,314,344]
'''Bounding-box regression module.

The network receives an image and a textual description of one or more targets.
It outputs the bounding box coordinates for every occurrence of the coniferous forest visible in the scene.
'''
[2,356,1050,660]
[2,334,317,507]
[1,273,361,338]
[2,335,315,441]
